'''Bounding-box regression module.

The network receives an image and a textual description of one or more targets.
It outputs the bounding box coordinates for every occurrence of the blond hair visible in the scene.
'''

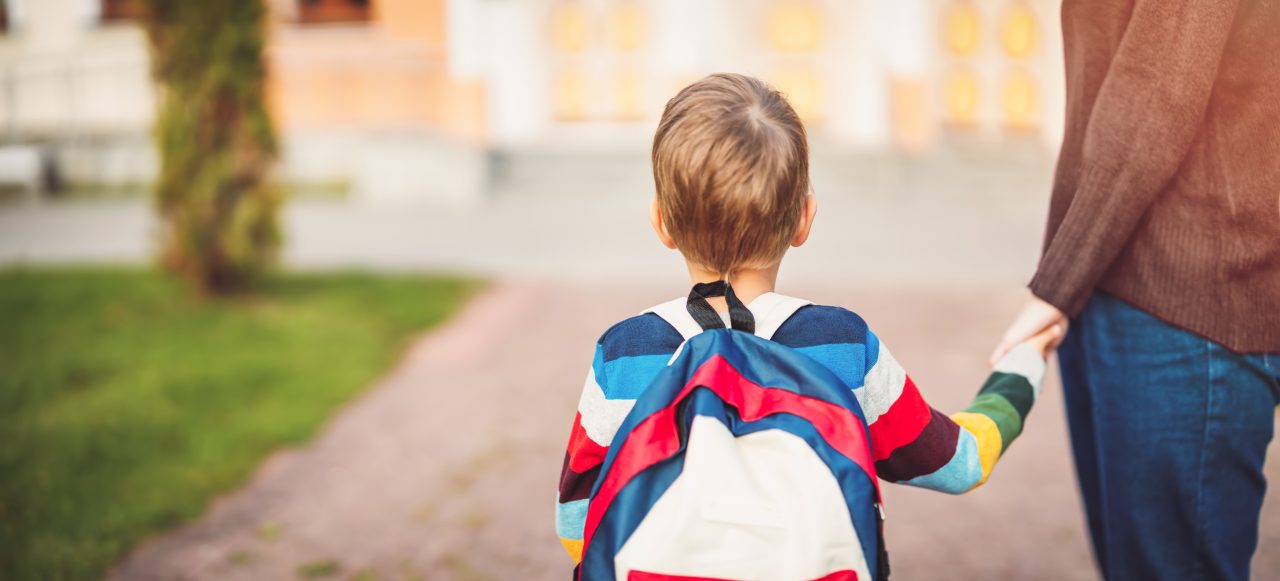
[652,73,810,277]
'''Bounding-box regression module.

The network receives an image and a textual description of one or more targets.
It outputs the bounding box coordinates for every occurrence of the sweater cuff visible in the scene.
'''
[1028,270,1089,318]
[1029,165,1121,317]
[993,342,1045,399]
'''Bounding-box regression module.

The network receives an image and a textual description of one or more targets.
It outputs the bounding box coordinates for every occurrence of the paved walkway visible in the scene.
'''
[0,151,1054,287]
[9,155,1278,579]
[106,280,1280,580]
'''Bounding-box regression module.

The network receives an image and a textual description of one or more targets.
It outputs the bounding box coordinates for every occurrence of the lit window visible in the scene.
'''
[944,68,981,126]
[608,2,645,52]
[766,1,823,53]
[550,2,650,122]
[552,2,590,53]
[1000,2,1036,59]
[770,67,821,120]
[554,67,589,121]
[942,2,980,57]
[615,68,645,120]
[1001,69,1038,129]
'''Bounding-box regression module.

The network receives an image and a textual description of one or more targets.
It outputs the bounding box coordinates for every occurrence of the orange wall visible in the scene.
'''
[376,0,445,44]
[266,0,486,143]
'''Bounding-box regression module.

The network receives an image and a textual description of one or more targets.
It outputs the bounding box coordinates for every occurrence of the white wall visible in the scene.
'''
[479,0,550,147]
[0,0,155,138]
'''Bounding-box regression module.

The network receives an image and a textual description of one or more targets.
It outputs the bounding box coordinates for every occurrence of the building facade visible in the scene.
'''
[0,0,1064,202]
[464,0,1063,153]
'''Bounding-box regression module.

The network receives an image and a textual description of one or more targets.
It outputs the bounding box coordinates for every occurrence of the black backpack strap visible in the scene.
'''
[685,280,755,334]
[877,502,891,580]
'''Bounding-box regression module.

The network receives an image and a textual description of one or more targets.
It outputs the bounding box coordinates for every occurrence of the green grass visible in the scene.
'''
[0,267,481,580]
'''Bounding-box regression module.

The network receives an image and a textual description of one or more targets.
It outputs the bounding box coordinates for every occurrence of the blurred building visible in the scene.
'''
[0,0,1063,203]
[0,0,155,192]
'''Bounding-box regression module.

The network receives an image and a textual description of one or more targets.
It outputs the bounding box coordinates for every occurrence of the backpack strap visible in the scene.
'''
[748,292,813,340]
[646,297,704,341]
[645,291,812,341]
[686,281,755,334]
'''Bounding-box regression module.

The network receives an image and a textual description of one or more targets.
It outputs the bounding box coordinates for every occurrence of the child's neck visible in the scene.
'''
[686,263,780,313]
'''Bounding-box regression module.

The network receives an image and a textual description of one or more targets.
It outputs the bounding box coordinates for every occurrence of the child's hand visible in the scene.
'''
[1024,322,1067,359]
[990,296,1068,365]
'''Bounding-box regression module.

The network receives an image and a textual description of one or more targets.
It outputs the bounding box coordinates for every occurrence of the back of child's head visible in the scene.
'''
[652,73,810,277]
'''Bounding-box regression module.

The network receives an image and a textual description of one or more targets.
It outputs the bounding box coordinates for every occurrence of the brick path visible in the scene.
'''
[106,280,1280,581]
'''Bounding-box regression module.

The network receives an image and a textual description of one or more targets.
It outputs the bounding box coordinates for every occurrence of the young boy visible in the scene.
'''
[555,73,1061,565]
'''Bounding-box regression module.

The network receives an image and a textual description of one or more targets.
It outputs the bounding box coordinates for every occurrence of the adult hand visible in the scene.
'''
[990,295,1068,366]
[1024,322,1066,359]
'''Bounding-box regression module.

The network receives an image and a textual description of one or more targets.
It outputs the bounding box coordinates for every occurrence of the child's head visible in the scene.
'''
[650,73,813,278]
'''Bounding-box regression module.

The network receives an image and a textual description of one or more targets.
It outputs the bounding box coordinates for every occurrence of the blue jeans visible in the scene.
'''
[1060,292,1280,581]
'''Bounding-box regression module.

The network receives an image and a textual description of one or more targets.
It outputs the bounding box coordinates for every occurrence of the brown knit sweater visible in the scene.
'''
[1030,0,1280,353]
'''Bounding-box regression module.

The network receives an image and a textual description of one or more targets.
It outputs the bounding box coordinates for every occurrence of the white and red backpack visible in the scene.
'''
[576,282,889,581]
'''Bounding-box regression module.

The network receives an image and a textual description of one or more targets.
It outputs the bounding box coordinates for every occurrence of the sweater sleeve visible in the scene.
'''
[1030,0,1240,315]
[859,332,1045,494]
[555,346,612,564]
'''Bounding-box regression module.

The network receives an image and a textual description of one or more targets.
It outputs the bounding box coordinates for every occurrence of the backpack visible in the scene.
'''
[576,281,889,581]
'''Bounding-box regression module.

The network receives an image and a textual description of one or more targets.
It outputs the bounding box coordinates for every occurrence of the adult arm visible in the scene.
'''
[1030,0,1240,314]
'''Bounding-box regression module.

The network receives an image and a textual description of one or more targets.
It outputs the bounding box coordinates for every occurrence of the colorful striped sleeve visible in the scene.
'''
[556,347,617,563]
[857,330,1044,494]
[555,316,682,563]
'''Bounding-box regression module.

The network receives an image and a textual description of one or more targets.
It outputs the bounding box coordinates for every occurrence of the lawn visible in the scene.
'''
[0,267,481,580]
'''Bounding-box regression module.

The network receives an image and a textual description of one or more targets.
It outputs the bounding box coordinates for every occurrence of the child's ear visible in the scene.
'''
[650,199,678,250]
[790,194,818,247]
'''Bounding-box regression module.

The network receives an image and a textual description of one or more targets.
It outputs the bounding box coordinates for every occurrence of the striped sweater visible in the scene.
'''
[556,298,1045,562]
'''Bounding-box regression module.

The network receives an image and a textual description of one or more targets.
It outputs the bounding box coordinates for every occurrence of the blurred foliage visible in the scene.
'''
[0,267,482,580]
[141,0,280,294]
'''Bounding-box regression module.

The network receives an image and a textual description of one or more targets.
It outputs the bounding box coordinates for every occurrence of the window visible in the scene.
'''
[1000,2,1036,58]
[944,67,980,126]
[999,2,1038,129]
[608,2,644,52]
[765,1,822,53]
[762,1,824,121]
[554,66,589,121]
[298,0,372,24]
[551,2,589,53]
[101,0,144,21]
[938,1,982,132]
[1001,68,1037,129]
[614,67,645,120]
[549,1,649,122]
[942,2,980,57]
[939,0,1041,133]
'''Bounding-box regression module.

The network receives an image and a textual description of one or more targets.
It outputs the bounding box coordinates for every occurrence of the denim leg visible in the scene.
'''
[1062,292,1277,581]
[1260,353,1280,397]
[1058,308,1108,570]
[1199,347,1278,580]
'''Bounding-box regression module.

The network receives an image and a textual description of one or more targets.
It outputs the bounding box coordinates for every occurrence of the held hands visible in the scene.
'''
[1023,320,1066,359]
[991,295,1068,364]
